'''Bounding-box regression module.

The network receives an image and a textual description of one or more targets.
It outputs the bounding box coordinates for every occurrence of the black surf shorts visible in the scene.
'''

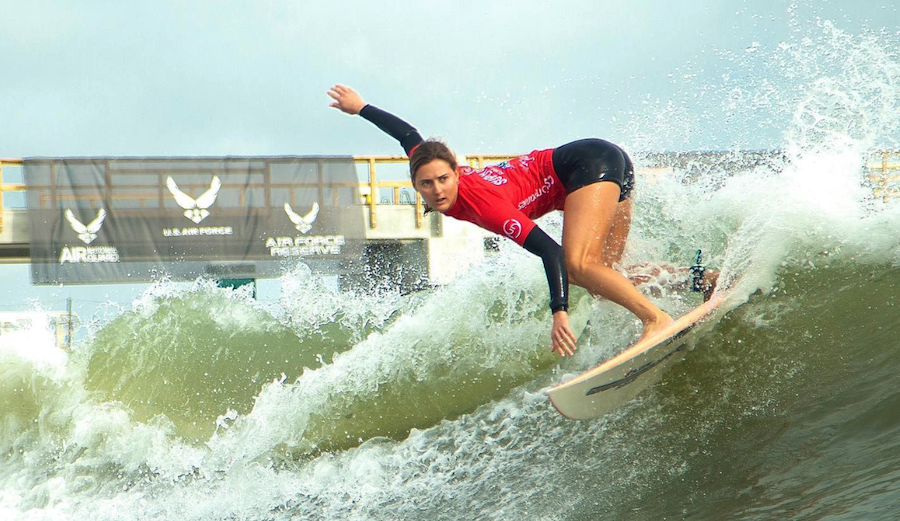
[551,138,635,202]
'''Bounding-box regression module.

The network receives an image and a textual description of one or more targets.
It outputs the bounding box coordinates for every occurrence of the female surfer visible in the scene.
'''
[328,84,679,358]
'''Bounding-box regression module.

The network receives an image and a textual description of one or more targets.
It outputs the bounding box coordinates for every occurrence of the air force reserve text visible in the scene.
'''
[265,235,346,257]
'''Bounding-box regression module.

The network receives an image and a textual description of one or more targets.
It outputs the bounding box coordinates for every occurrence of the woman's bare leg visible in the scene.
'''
[562,182,673,341]
[602,197,631,266]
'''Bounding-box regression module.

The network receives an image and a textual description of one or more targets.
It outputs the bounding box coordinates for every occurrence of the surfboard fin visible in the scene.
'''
[689,249,706,294]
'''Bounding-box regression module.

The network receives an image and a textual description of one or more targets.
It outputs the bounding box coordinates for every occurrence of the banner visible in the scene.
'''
[25,157,363,284]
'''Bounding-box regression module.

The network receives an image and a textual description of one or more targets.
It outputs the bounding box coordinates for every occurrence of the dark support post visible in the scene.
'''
[66,297,74,350]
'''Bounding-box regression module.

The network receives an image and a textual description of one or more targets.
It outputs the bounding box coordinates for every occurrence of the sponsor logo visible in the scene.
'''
[163,176,233,238]
[476,166,509,186]
[503,219,522,239]
[517,175,555,210]
[60,208,120,264]
[162,226,233,237]
[517,155,535,169]
[64,208,106,244]
[499,155,535,170]
[264,236,346,257]
[262,202,346,257]
[283,202,319,234]
[59,246,120,264]
[167,176,221,224]
[470,155,536,187]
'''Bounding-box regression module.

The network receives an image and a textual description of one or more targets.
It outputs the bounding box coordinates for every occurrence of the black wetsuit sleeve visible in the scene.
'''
[522,227,569,313]
[359,104,424,156]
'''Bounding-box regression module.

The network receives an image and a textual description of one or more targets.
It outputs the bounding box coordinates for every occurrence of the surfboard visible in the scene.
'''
[547,288,734,420]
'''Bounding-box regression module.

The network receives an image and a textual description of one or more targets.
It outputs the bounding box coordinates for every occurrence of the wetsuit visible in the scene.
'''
[360,104,635,314]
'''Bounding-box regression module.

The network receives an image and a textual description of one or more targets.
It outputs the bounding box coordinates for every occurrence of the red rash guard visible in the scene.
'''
[359,103,569,313]
[445,151,566,247]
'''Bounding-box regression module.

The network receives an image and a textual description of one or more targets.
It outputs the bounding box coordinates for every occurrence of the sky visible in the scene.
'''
[1,0,898,159]
[1,0,899,322]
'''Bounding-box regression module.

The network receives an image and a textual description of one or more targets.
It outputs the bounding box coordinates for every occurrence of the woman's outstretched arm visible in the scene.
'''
[522,227,578,357]
[328,84,423,155]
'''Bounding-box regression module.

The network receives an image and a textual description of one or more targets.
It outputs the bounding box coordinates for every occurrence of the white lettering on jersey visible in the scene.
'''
[476,166,508,186]
[517,175,555,211]
[464,155,537,187]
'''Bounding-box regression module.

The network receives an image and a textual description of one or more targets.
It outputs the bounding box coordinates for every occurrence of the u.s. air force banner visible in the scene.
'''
[25,157,364,284]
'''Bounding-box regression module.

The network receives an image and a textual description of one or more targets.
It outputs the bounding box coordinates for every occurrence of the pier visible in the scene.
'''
[0,156,507,290]
[2,152,898,289]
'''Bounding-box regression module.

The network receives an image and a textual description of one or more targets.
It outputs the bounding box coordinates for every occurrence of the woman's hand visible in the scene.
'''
[327,84,366,115]
[551,310,578,357]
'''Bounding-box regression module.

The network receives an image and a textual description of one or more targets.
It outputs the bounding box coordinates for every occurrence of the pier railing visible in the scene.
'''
[0,155,517,233]
[3,153,898,234]
[0,158,24,234]
[356,156,423,230]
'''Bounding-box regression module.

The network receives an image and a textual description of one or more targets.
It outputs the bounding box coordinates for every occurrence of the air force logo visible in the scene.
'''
[60,207,119,264]
[284,202,319,234]
[265,201,344,257]
[166,176,222,224]
[65,208,107,244]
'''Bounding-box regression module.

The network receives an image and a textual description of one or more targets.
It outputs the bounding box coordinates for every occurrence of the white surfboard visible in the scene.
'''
[547,288,734,420]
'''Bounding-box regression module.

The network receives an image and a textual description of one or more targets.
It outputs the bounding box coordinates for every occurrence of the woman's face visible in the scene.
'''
[413,159,459,213]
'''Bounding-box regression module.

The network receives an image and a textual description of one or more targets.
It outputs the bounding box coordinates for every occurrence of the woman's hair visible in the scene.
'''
[409,139,457,183]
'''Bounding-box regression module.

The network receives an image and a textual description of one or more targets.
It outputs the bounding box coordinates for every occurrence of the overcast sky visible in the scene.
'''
[1,0,898,159]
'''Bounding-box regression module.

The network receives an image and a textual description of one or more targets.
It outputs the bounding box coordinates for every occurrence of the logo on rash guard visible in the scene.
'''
[503,219,522,239]
[472,154,537,187]
[517,175,555,210]
[476,166,509,186]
